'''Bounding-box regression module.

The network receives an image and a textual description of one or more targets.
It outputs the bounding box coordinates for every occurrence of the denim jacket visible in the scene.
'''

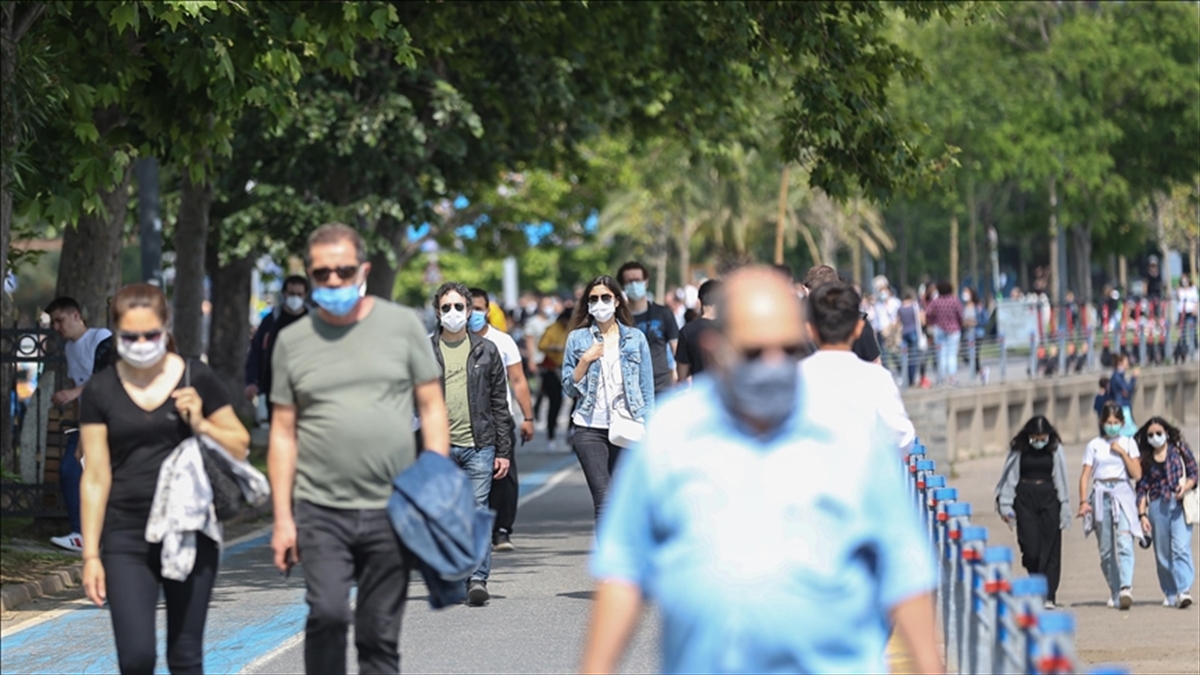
[387,451,495,609]
[562,322,655,421]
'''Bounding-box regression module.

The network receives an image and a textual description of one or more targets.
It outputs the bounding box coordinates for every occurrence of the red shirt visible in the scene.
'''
[925,296,964,333]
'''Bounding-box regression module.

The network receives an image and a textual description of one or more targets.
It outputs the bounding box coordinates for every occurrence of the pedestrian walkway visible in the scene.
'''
[947,426,1200,673]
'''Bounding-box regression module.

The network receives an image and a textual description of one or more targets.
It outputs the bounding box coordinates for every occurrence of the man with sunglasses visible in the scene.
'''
[582,266,940,675]
[245,275,309,422]
[268,223,450,674]
[431,282,513,606]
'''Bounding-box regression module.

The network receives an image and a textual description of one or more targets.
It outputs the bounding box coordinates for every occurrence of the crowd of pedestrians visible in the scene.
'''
[43,218,1196,675]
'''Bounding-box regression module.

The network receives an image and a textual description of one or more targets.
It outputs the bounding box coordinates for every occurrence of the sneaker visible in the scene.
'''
[1179,592,1193,609]
[492,531,515,552]
[1119,588,1133,610]
[1043,600,1056,610]
[50,533,83,552]
[467,580,489,606]
[1107,597,1116,608]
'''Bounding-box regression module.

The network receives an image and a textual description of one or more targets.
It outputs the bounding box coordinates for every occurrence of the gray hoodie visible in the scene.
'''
[994,444,1073,531]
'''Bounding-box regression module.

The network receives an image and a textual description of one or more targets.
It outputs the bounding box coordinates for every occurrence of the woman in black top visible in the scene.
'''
[80,284,250,674]
[994,416,1072,608]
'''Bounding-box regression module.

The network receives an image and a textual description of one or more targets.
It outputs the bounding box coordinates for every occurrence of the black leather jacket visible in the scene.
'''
[430,332,514,459]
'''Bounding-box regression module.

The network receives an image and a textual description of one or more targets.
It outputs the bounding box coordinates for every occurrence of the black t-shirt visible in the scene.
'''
[1019,448,1054,481]
[798,312,882,363]
[632,303,680,393]
[80,359,229,532]
[676,317,715,377]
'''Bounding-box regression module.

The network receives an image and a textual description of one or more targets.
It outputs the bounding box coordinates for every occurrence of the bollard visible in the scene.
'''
[941,502,972,667]
[1006,575,1048,675]
[915,460,936,512]
[968,333,977,383]
[956,525,989,672]
[924,481,950,541]
[970,546,1012,674]
[1087,667,1130,674]
[999,335,1007,382]
[1031,611,1078,675]
[906,445,926,501]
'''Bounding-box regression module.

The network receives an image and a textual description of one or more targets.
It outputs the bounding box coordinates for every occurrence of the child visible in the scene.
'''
[1094,377,1110,419]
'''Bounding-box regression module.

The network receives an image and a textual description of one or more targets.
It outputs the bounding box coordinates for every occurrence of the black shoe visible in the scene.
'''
[467,580,489,606]
[492,531,515,552]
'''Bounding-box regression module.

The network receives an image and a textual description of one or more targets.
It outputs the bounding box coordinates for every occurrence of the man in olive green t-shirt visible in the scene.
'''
[268,223,450,675]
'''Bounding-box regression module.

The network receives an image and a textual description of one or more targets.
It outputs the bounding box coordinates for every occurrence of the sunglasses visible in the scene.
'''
[120,330,164,344]
[588,293,615,305]
[440,302,466,313]
[738,343,806,362]
[310,265,360,283]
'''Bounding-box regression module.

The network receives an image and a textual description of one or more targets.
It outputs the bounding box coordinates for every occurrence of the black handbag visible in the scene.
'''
[185,359,243,521]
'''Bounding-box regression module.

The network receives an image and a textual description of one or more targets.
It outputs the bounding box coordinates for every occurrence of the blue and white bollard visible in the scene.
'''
[925,482,951,543]
[915,459,936,511]
[956,525,989,672]
[906,444,926,501]
[970,546,1013,674]
[1004,575,1048,675]
[942,502,972,668]
[1030,611,1078,675]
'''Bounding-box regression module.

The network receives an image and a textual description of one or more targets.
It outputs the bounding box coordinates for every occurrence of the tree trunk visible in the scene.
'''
[819,220,838,267]
[55,164,132,328]
[205,240,253,420]
[967,187,979,292]
[1047,176,1059,303]
[949,214,959,290]
[898,215,909,290]
[675,218,693,289]
[775,164,789,265]
[174,172,212,358]
[851,239,863,289]
[1072,222,1093,304]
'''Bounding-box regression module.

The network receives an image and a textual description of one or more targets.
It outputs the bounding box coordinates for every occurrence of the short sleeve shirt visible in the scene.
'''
[66,327,112,387]
[482,328,522,417]
[271,301,441,509]
[675,317,715,376]
[1082,435,1140,481]
[632,303,680,393]
[80,359,229,531]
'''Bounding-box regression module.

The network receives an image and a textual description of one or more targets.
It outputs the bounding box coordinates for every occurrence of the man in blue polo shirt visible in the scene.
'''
[581,266,941,675]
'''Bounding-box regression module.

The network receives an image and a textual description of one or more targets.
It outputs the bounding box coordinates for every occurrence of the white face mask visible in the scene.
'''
[589,300,616,324]
[284,295,305,313]
[117,335,168,369]
[1148,432,1167,448]
[441,309,467,333]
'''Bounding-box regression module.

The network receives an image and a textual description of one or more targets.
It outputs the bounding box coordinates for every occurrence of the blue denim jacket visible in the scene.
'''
[562,322,655,421]
[387,451,495,609]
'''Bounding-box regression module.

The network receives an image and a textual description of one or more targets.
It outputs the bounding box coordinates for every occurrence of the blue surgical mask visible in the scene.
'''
[469,310,488,333]
[312,285,361,317]
[718,358,799,430]
[625,281,647,301]
[1103,424,1122,438]
[1030,439,1049,450]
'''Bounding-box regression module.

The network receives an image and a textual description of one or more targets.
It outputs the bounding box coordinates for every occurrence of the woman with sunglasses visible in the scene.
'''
[1134,417,1197,608]
[78,283,250,673]
[562,276,654,521]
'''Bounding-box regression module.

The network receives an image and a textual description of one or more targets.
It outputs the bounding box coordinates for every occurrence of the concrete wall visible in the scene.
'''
[903,364,1199,465]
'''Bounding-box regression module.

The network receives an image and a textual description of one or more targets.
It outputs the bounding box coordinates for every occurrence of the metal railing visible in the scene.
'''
[904,440,1129,674]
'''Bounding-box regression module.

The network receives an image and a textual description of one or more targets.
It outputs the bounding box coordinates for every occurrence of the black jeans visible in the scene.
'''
[539,369,564,441]
[572,426,623,522]
[101,527,219,674]
[490,426,519,534]
[1013,480,1063,603]
[295,500,412,675]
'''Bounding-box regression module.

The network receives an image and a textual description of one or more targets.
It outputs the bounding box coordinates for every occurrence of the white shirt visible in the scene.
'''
[481,328,523,418]
[1178,285,1198,316]
[798,350,916,453]
[1082,435,1140,481]
[573,334,626,430]
[65,327,112,387]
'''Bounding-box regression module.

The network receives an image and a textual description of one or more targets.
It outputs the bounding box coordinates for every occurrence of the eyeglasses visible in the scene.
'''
[120,330,164,344]
[737,343,806,362]
[309,265,360,283]
[588,294,615,305]
[440,302,466,313]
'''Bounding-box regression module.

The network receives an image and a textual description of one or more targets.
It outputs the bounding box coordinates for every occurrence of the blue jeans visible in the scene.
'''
[450,445,495,582]
[1096,493,1135,598]
[60,433,82,534]
[932,328,961,381]
[902,332,920,386]
[1147,497,1195,601]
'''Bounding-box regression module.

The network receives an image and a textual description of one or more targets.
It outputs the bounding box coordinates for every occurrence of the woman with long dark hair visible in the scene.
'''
[79,283,250,673]
[1134,417,1197,608]
[561,275,654,520]
[995,415,1072,608]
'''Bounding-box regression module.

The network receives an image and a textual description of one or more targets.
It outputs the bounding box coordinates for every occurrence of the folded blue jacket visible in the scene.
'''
[387,451,495,609]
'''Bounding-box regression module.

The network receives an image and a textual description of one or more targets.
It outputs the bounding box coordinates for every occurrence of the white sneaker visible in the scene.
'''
[1043,600,1056,610]
[1179,592,1193,609]
[1107,597,1116,608]
[50,533,83,552]
[1164,597,1176,607]
[1119,588,1133,610]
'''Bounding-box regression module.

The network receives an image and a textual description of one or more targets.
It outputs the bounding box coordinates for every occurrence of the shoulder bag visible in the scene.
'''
[1177,447,1200,526]
[185,359,244,520]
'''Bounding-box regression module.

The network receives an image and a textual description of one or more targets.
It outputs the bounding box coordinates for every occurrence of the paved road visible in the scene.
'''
[0,445,660,674]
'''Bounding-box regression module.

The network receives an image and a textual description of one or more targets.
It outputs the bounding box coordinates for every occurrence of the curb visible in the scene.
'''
[0,503,272,614]
[0,563,83,613]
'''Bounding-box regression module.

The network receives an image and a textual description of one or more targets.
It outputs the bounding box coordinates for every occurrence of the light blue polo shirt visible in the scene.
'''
[591,375,936,674]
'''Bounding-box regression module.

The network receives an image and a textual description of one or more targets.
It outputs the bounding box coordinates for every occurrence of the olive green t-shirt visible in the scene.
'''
[271,300,441,509]
[439,337,475,448]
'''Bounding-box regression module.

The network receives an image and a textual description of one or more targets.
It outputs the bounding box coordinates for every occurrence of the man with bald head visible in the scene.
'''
[581,267,941,674]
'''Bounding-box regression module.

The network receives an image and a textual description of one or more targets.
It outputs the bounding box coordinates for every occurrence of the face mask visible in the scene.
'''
[1030,438,1049,450]
[625,281,647,301]
[118,335,168,369]
[542,306,556,318]
[312,284,362,317]
[961,293,971,303]
[441,309,467,333]
[469,310,488,333]
[1148,433,1167,448]
[718,357,799,429]
[284,295,305,313]
[1103,424,1123,438]
[589,300,616,324]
